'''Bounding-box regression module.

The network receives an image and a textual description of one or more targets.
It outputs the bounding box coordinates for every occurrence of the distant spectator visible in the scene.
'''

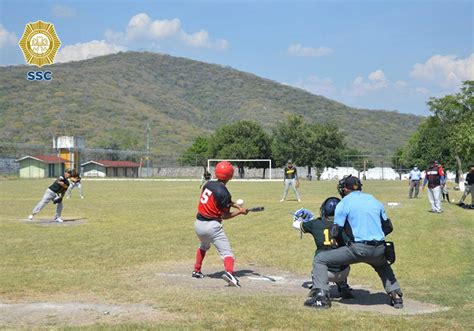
[439,163,450,203]
[422,161,445,213]
[459,165,474,207]
[408,165,422,198]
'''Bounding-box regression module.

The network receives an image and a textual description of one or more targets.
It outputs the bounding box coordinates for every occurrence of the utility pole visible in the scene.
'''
[146,123,150,177]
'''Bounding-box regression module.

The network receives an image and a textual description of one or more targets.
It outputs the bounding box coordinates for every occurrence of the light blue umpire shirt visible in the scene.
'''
[409,168,422,180]
[334,191,387,242]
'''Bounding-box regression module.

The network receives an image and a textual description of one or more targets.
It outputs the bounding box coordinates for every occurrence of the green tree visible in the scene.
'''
[309,123,345,179]
[180,135,211,168]
[271,115,311,167]
[399,116,452,169]
[271,115,345,179]
[426,80,474,173]
[399,81,473,176]
[209,121,272,177]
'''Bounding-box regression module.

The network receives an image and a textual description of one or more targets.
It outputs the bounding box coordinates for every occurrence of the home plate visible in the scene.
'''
[248,276,285,282]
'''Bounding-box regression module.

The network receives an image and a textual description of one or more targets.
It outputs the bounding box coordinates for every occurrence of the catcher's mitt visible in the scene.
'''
[53,196,63,204]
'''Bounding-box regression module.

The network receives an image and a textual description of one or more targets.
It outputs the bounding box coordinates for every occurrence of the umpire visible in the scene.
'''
[306,175,403,309]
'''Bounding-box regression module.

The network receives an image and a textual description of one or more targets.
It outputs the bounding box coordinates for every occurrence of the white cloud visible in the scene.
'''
[394,80,408,88]
[288,43,333,57]
[415,87,430,94]
[345,69,388,96]
[181,30,229,50]
[107,13,229,50]
[55,40,126,63]
[290,75,336,96]
[0,24,17,48]
[368,69,386,81]
[410,54,474,88]
[52,4,76,18]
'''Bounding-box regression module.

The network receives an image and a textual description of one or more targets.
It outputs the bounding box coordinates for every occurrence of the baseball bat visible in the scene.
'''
[247,206,265,212]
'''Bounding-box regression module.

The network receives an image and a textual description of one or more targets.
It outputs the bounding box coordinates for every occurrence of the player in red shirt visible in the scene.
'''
[192,161,248,287]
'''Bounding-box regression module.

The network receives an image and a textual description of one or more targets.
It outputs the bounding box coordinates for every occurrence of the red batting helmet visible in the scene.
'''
[215,161,234,181]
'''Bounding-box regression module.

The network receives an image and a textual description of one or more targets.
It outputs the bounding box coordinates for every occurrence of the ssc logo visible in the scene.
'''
[26,71,52,81]
[18,20,61,68]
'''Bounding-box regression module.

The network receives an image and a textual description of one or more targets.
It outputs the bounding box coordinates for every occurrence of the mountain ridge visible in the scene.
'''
[0,51,423,154]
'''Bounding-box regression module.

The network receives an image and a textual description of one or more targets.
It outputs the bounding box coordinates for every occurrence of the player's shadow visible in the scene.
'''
[61,217,87,222]
[206,269,259,279]
[301,282,391,306]
[336,289,390,306]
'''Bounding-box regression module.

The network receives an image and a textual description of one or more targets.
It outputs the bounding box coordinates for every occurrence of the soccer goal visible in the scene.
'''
[207,159,272,180]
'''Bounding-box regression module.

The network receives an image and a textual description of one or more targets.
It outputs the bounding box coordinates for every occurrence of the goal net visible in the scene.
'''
[207,159,272,180]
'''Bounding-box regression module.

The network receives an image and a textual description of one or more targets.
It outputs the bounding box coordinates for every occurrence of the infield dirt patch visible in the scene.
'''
[0,301,174,328]
[149,262,450,316]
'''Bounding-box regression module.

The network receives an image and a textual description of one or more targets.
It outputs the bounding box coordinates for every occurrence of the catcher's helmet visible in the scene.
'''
[337,175,362,197]
[320,197,341,220]
[215,161,234,181]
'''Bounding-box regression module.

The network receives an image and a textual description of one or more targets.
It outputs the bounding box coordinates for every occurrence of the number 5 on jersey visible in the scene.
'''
[200,188,213,204]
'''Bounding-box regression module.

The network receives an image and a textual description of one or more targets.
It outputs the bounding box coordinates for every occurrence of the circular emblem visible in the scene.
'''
[19,20,61,67]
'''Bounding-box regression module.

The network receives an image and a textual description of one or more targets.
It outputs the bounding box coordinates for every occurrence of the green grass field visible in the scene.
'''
[0,179,472,330]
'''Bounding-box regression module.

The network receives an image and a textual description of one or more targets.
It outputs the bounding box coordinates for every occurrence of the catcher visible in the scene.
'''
[292,197,354,302]
[28,169,72,222]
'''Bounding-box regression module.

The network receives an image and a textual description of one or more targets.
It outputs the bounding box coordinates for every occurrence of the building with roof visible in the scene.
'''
[81,160,140,177]
[16,155,68,178]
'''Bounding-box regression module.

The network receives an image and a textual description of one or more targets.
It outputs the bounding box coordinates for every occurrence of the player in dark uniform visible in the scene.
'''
[65,171,84,199]
[28,169,72,222]
[459,165,474,207]
[192,161,248,287]
[280,159,301,202]
[292,197,353,303]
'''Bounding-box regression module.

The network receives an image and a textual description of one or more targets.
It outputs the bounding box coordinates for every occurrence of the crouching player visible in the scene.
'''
[291,197,354,305]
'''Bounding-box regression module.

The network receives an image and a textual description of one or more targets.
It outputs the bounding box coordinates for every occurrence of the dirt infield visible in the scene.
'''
[152,263,450,316]
[0,262,449,328]
[0,302,174,328]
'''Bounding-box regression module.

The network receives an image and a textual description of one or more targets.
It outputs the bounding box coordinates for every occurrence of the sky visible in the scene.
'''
[1,0,472,116]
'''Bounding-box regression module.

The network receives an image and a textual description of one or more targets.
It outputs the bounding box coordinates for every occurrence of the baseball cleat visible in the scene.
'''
[222,271,240,288]
[28,214,33,221]
[192,271,205,279]
[54,217,64,223]
[304,288,331,309]
[389,290,404,309]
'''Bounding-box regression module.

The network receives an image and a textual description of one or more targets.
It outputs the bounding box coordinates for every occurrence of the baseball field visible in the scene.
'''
[0,179,472,330]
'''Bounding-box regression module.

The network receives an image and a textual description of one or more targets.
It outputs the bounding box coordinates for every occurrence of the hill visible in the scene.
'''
[0,51,422,154]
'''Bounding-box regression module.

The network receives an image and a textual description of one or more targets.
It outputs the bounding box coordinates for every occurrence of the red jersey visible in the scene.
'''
[197,181,232,221]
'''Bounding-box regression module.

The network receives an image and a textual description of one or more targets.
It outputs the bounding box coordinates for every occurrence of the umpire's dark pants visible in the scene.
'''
[312,243,401,293]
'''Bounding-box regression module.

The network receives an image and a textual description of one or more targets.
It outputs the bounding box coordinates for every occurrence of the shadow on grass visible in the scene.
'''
[206,269,260,279]
[301,281,391,307]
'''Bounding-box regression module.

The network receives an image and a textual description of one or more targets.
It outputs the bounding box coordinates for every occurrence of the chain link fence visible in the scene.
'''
[0,143,407,179]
